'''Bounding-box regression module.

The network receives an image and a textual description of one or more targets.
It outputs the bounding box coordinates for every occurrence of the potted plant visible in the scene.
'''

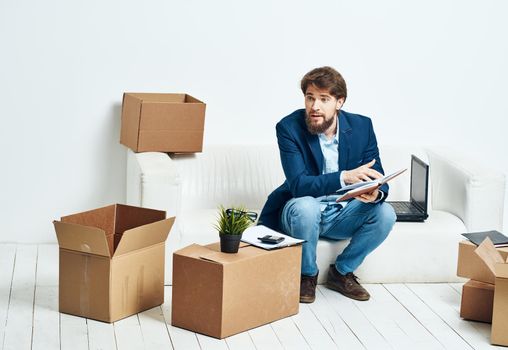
[214,206,257,253]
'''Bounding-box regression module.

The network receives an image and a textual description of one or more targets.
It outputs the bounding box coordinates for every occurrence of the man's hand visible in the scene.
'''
[342,159,383,185]
[356,188,379,203]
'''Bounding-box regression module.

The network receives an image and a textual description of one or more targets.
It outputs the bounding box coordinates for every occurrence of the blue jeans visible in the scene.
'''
[280,197,396,276]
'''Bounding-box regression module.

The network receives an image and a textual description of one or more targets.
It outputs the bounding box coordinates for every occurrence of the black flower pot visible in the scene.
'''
[219,233,242,253]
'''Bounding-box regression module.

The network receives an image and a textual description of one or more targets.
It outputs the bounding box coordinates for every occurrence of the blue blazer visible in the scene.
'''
[258,109,389,232]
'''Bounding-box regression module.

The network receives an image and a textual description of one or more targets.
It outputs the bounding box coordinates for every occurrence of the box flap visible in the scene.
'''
[53,221,110,257]
[184,94,205,104]
[474,237,504,279]
[113,217,174,256]
[61,204,116,237]
[120,93,142,151]
[115,204,166,234]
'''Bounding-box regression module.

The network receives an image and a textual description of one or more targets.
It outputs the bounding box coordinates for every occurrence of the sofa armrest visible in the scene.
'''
[426,147,505,231]
[126,149,181,218]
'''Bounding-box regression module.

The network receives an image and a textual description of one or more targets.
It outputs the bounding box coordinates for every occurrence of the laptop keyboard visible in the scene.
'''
[390,201,420,214]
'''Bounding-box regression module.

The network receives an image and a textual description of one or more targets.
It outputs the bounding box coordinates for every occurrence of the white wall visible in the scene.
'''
[1,0,507,243]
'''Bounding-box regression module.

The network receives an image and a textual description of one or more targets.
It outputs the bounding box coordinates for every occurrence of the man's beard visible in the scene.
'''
[305,113,335,135]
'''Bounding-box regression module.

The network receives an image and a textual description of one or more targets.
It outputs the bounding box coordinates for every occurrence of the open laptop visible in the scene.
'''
[387,155,429,222]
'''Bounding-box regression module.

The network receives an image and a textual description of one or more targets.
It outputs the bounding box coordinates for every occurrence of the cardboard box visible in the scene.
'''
[53,204,175,322]
[473,238,508,346]
[460,279,494,323]
[172,243,302,338]
[120,92,206,153]
[457,240,508,284]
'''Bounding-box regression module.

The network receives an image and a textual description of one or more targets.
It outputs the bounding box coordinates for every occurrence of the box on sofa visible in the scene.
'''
[172,242,301,338]
[120,92,206,153]
[53,204,174,322]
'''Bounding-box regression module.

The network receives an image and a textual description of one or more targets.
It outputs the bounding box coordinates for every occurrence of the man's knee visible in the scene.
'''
[287,198,320,278]
[283,196,321,237]
[373,202,396,237]
[287,196,321,222]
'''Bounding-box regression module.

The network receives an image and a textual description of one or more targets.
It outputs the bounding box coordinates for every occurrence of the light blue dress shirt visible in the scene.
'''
[315,116,384,212]
[316,119,347,211]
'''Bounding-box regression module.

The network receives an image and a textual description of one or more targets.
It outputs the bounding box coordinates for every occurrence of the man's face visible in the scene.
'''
[304,84,344,135]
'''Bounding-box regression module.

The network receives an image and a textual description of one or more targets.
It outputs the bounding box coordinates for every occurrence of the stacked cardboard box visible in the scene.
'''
[457,238,508,346]
[171,242,302,338]
[460,280,494,323]
[120,92,206,153]
[54,204,175,322]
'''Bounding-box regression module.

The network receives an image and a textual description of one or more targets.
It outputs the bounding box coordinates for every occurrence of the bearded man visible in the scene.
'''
[259,66,396,303]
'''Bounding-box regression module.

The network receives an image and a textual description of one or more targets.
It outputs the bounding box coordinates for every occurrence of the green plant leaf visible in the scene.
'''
[214,205,254,235]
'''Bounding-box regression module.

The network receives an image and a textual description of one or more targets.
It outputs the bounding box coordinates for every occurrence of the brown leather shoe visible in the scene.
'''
[326,265,370,301]
[300,273,318,303]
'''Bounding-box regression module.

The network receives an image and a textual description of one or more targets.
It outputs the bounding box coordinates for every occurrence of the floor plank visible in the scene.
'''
[0,244,16,350]
[31,286,59,350]
[114,314,144,350]
[2,245,37,350]
[308,287,364,350]
[407,283,502,350]
[138,306,173,350]
[32,244,60,350]
[196,334,229,350]
[60,313,88,350]
[270,315,311,350]
[248,324,284,350]
[385,283,472,350]
[225,331,257,350]
[357,284,443,350]
[88,319,116,350]
[292,303,338,349]
[318,285,392,350]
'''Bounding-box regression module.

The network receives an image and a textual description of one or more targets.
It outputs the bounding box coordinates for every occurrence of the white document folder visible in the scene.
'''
[241,225,305,250]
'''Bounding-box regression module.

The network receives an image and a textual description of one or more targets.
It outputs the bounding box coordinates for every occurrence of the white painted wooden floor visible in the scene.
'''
[0,244,503,350]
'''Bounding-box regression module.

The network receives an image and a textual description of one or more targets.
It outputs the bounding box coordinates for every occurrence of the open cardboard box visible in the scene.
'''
[53,204,175,322]
[474,237,508,346]
[172,242,302,339]
[457,240,508,284]
[120,92,206,153]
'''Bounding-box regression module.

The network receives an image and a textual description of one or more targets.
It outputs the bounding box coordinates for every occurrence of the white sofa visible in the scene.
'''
[126,145,505,284]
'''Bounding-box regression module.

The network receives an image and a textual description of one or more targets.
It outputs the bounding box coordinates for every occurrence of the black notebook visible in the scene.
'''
[461,230,508,246]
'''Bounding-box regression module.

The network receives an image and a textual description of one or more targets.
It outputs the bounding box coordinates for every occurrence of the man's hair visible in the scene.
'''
[300,66,347,101]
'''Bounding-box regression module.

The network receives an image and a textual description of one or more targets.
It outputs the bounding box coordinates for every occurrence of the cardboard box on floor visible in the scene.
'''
[172,242,302,339]
[53,204,175,323]
[457,240,508,284]
[474,238,508,346]
[120,92,206,153]
[460,279,494,323]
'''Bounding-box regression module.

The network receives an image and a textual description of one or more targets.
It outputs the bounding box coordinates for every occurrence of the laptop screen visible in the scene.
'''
[410,156,429,212]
